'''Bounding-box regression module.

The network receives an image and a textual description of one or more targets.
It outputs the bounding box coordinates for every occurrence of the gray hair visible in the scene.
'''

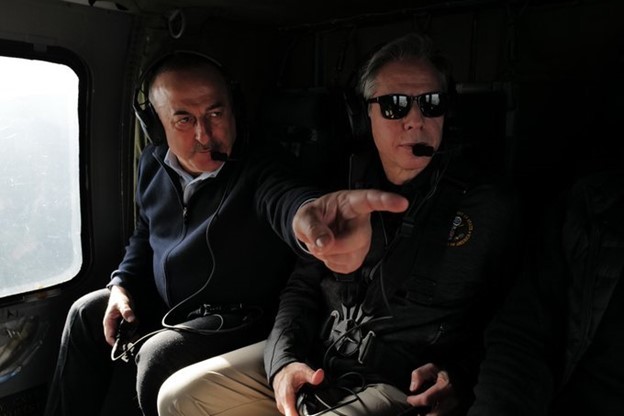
[357,33,452,99]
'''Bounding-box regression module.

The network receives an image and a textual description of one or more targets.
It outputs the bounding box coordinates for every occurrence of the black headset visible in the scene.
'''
[342,35,458,147]
[132,50,244,145]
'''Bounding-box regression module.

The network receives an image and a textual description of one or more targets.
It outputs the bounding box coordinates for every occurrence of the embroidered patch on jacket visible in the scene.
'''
[447,211,473,247]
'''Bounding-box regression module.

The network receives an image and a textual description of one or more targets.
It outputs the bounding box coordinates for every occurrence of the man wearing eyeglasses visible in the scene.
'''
[157,33,520,416]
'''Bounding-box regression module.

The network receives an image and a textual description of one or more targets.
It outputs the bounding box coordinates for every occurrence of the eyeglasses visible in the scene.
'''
[367,92,448,119]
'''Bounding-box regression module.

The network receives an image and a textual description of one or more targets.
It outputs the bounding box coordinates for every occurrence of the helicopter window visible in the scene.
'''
[0,55,82,298]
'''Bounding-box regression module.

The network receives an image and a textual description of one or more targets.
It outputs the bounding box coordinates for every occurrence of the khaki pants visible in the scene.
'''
[158,341,411,416]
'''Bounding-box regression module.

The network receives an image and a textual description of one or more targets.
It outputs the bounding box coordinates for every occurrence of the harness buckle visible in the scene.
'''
[357,330,376,364]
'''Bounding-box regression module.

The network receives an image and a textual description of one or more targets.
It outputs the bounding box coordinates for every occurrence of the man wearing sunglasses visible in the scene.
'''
[156,33,519,416]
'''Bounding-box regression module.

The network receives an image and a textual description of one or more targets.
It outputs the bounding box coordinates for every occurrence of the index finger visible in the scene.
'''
[406,373,452,407]
[336,190,409,219]
[282,392,299,416]
[103,309,122,346]
[410,362,440,392]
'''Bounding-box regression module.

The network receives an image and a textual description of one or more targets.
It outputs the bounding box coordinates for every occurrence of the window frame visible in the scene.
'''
[0,38,92,304]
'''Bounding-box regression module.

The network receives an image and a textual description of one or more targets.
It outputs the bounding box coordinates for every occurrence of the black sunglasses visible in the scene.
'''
[367,92,448,119]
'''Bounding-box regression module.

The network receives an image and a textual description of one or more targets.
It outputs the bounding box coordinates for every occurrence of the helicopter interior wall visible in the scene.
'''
[0,0,623,414]
[0,0,136,412]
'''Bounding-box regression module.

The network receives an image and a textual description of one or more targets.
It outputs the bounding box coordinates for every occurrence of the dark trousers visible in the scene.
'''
[44,288,266,416]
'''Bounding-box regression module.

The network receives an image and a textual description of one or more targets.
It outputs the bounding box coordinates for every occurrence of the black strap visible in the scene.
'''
[361,172,467,316]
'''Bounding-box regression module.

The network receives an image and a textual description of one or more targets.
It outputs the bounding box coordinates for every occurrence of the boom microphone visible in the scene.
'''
[210,151,233,162]
[411,143,436,157]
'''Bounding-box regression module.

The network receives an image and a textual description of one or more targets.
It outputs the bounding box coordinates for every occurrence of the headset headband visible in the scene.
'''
[132,50,230,144]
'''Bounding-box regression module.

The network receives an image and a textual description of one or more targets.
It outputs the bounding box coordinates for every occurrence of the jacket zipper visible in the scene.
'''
[155,153,189,307]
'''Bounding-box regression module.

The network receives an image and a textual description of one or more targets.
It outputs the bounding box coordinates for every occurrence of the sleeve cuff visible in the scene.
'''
[293,198,318,254]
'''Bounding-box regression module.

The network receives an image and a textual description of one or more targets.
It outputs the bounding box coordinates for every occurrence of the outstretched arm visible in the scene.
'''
[292,189,408,274]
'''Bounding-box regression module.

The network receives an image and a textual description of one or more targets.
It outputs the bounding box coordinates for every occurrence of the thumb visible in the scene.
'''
[305,222,335,250]
[119,303,136,323]
[294,209,336,250]
[308,368,325,386]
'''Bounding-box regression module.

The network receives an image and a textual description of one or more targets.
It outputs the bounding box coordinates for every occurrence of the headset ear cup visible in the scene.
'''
[229,81,244,118]
[442,77,460,144]
[228,81,247,143]
[343,89,372,151]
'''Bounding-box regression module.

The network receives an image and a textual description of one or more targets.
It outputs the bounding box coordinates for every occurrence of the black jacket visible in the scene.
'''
[109,139,319,326]
[468,171,624,416]
[265,149,519,409]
